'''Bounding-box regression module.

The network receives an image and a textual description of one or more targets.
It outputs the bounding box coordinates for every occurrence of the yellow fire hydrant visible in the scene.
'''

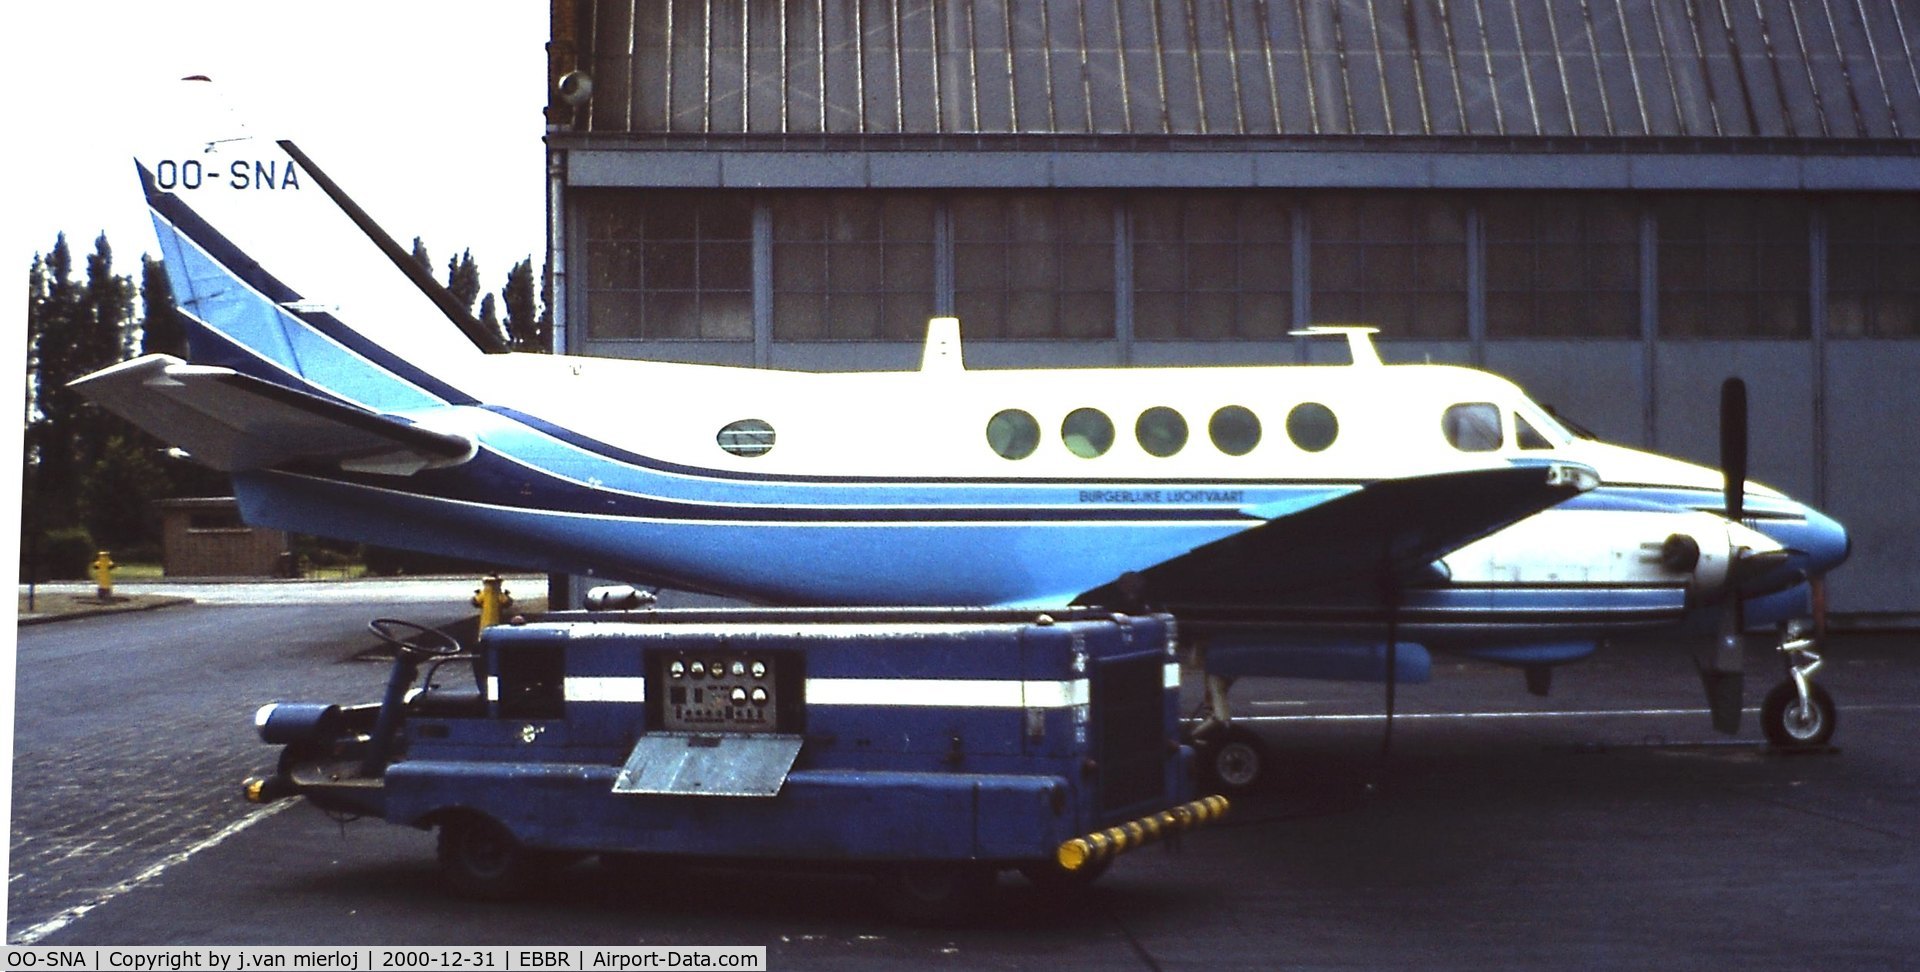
[472,575,513,631]
[90,550,116,601]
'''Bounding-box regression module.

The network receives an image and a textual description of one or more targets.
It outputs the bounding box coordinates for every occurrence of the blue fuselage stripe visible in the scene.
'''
[142,166,476,406]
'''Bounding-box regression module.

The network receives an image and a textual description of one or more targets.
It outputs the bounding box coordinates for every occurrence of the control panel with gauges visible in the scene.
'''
[649,645,803,734]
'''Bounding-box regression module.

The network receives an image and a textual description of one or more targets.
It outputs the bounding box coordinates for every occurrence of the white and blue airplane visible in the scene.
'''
[75,81,1850,787]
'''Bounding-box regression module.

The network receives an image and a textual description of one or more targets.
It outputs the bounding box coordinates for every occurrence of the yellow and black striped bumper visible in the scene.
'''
[1056,795,1230,871]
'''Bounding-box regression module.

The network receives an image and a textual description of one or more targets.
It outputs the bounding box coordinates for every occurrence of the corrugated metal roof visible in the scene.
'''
[558,0,1920,141]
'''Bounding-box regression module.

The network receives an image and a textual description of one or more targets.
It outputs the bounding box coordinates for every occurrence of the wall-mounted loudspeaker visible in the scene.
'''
[557,70,594,107]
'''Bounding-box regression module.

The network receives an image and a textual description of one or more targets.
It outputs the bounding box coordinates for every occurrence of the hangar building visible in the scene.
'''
[543,0,1920,617]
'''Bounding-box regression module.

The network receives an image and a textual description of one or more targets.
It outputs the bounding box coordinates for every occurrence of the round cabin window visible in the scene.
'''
[1285,403,1339,452]
[1135,406,1189,458]
[1208,405,1262,456]
[986,409,1040,460]
[716,419,775,457]
[1062,408,1115,458]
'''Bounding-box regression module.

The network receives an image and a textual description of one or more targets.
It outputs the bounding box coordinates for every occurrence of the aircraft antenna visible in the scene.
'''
[1288,326,1383,366]
[274,140,511,354]
[920,317,965,371]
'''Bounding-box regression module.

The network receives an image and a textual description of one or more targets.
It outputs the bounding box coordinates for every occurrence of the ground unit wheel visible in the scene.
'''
[1018,855,1111,893]
[437,814,538,900]
[1761,681,1836,749]
[876,862,995,925]
[1201,725,1268,795]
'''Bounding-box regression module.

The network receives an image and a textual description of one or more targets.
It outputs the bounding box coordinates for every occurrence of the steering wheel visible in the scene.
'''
[368,618,465,661]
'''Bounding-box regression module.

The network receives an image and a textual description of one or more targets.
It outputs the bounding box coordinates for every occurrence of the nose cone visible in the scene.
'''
[1741,504,1850,598]
[1800,507,1851,577]
[1728,504,1848,599]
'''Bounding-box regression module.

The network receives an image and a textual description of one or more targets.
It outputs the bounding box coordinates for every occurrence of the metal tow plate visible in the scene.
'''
[611,733,804,797]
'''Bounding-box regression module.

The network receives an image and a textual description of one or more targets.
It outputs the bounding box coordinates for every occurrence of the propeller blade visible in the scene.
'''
[1700,598,1746,735]
[1720,377,1748,523]
[1701,378,1752,734]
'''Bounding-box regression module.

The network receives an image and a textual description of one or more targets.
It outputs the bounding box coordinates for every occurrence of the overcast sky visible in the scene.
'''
[6,1,548,288]
[1,0,549,599]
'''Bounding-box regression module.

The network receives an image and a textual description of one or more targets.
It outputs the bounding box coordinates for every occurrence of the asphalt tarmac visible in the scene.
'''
[10,588,1918,969]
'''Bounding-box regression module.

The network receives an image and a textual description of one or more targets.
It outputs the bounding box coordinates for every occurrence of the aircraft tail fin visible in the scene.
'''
[135,77,499,415]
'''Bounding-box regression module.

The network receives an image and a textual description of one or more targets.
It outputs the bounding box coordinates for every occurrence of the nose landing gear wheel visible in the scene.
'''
[1761,681,1836,749]
[1201,725,1268,795]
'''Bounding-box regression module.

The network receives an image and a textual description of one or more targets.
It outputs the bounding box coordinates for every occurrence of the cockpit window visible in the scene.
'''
[717,419,775,457]
[1062,408,1115,458]
[1286,403,1339,452]
[1135,407,1188,458]
[1515,413,1555,451]
[1442,403,1503,452]
[986,409,1039,460]
[1540,404,1597,441]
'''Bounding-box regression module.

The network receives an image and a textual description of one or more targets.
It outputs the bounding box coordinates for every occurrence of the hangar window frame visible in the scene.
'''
[1655,194,1810,340]
[770,192,938,341]
[580,190,754,342]
[1482,193,1641,339]
[952,191,1117,341]
[1307,193,1469,340]
[1131,192,1294,341]
[1827,194,1920,339]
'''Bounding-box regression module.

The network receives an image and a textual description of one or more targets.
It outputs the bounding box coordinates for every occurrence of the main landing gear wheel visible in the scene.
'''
[1200,725,1269,795]
[1761,681,1837,749]
[438,814,539,900]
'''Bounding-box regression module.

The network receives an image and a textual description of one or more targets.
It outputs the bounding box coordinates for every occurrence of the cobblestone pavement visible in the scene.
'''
[13,608,1919,966]
[9,599,470,940]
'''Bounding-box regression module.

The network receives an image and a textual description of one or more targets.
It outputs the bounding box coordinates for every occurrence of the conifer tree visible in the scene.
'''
[24,252,52,547]
[79,235,136,467]
[138,255,186,357]
[445,249,481,317]
[27,234,86,528]
[478,292,501,344]
[538,256,554,352]
[502,258,540,351]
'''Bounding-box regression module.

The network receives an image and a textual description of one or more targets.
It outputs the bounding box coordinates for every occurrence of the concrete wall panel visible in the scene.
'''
[1483,342,1649,447]
[1824,343,1920,613]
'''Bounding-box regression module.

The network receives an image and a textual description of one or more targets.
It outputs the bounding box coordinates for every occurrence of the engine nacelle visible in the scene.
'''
[1439,508,1786,606]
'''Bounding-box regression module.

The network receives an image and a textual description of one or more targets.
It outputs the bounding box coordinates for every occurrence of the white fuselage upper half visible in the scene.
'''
[435,343,1724,489]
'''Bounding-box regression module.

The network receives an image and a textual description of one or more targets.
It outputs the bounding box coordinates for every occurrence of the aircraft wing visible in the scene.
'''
[1076,462,1599,610]
[70,354,475,476]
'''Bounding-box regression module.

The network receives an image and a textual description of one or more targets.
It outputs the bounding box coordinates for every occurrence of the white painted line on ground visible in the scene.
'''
[12,801,295,945]
[1234,703,1920,723]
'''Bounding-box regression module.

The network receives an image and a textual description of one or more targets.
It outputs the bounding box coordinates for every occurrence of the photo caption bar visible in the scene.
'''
[1,947,767,971]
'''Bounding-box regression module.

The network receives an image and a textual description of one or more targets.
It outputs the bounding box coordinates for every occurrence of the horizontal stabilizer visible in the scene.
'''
[1077,463,1598,611]
[70,355,475,475]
